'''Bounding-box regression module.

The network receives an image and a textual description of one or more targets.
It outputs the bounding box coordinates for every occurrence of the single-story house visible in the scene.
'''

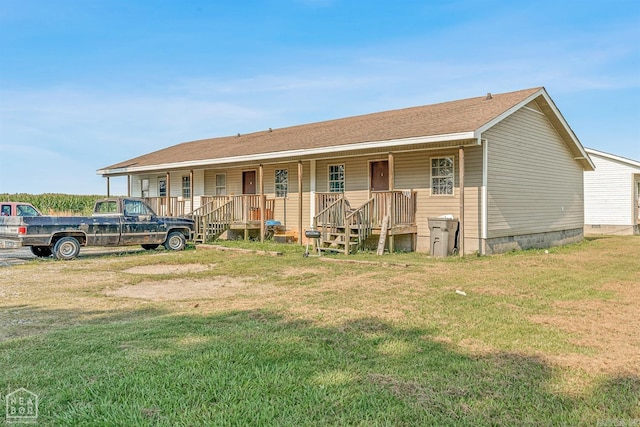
[98,87,595,255]
[583,148,640,236]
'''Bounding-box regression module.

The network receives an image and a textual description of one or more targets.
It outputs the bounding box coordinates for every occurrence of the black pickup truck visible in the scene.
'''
[0,198,194,260]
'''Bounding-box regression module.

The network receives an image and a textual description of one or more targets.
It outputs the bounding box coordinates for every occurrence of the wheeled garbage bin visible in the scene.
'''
[428,217,459,256]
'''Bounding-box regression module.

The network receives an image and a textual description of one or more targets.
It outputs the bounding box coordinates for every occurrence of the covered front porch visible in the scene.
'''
[313,190,417,254]
[104,145,471,255]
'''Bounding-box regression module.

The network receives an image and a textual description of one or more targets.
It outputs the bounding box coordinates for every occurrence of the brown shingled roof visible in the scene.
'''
[102,87,542,171]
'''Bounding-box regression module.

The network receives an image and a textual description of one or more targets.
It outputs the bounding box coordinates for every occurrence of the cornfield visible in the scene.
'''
[0,193,104,216]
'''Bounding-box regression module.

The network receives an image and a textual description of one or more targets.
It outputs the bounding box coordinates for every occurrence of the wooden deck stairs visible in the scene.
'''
[189,199,233,243]
[314,197,374,255]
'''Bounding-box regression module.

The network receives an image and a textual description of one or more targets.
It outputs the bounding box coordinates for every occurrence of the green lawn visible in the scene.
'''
[1,236,639,426]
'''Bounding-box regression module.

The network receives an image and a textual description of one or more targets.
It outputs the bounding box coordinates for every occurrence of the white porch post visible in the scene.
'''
[459,146,465,257]
[309,159,316,228]
[189,169,194,214]
[166,172,171,216]
[298,161,303,245]
[259,164,265,243]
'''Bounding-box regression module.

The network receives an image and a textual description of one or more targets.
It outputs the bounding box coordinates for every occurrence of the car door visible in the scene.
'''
[121,199,166,245]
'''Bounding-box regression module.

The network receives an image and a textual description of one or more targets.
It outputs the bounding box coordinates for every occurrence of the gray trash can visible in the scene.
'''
[428,218,459,256]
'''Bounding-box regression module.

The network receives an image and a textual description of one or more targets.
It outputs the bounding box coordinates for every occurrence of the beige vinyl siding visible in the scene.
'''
[316,157,369,207]
[399,147,481,253]
[131,177,142,196]
[262,162,310,234]
[584,153,640,226]
[485,107,584,238]
[204,170,220,195]
[314,150,477,252]
[203,163,311,237]
[461,145,483,252]
[394,150,457,248]
[132,174,167,197]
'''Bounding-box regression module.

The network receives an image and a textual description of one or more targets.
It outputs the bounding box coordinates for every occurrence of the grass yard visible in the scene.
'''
[1,236,639,426]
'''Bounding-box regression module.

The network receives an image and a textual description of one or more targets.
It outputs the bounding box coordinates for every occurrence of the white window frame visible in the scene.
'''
[430,156,455,196]
[328,164,345,193]
[275,169,288,198]
[215,173,226,196]
[140,178,150,198]
[181,176,191,199]
[158,177,167,197]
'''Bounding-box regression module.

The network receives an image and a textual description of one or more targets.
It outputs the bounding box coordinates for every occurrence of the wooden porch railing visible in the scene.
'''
[315,192,344,214]
[371,191,416,228]
[346,198,374,251]
[143,197,186,217]
[188,195,276,242]
[312,195,348,239]
[230,195,274,223]
[200,195,233,210]
[188,198,233,242]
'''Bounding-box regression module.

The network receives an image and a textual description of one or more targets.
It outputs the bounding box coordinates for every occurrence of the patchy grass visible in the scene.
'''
[1,236,639,425]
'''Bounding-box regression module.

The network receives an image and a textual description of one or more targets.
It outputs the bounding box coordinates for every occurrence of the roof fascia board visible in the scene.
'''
[585,148,640,168]
[474,88,596,171]
[97,131,476,176]
[474,88,545,136]
[536,89,595,170]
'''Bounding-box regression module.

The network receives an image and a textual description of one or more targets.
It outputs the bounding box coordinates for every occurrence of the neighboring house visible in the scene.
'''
[584,148,640,236]
[98,87,594,255]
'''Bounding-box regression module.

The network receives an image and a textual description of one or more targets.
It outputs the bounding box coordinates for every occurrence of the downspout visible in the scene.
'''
[298,161,303,245]
[388,152,395,253]
[481,138,488,255]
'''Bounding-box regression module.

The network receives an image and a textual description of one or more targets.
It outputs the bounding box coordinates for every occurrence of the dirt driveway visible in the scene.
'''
[0,246,145,266]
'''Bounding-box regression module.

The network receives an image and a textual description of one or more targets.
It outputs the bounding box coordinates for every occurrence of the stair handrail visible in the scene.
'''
[312,195,347,238]
[189,198,233,242]
[346,197,374,252]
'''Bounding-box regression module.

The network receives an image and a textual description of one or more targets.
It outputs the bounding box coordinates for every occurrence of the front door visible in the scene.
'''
[243,170,256,194]
[370,161,389,192]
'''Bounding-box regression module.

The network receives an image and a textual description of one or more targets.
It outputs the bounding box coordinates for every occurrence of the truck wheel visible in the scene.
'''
[141,244,159,250]
[53,237,81,260]
[31,246,52,257]
[164,232,186,251]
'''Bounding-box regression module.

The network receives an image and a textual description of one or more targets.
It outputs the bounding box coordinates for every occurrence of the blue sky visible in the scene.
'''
[1,0,638,195]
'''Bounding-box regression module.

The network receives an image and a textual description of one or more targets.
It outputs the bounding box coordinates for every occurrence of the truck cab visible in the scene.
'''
[0,202,42,217]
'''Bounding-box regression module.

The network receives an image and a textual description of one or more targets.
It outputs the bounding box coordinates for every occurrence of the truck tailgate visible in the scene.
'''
[0,217,25,249]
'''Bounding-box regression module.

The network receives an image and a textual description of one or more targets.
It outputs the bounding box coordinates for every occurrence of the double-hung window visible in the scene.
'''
[328,164,345,193]
[275,169,288,198]
[182,176,191,199]
[215,174,226,196]
[431,157,454,195]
